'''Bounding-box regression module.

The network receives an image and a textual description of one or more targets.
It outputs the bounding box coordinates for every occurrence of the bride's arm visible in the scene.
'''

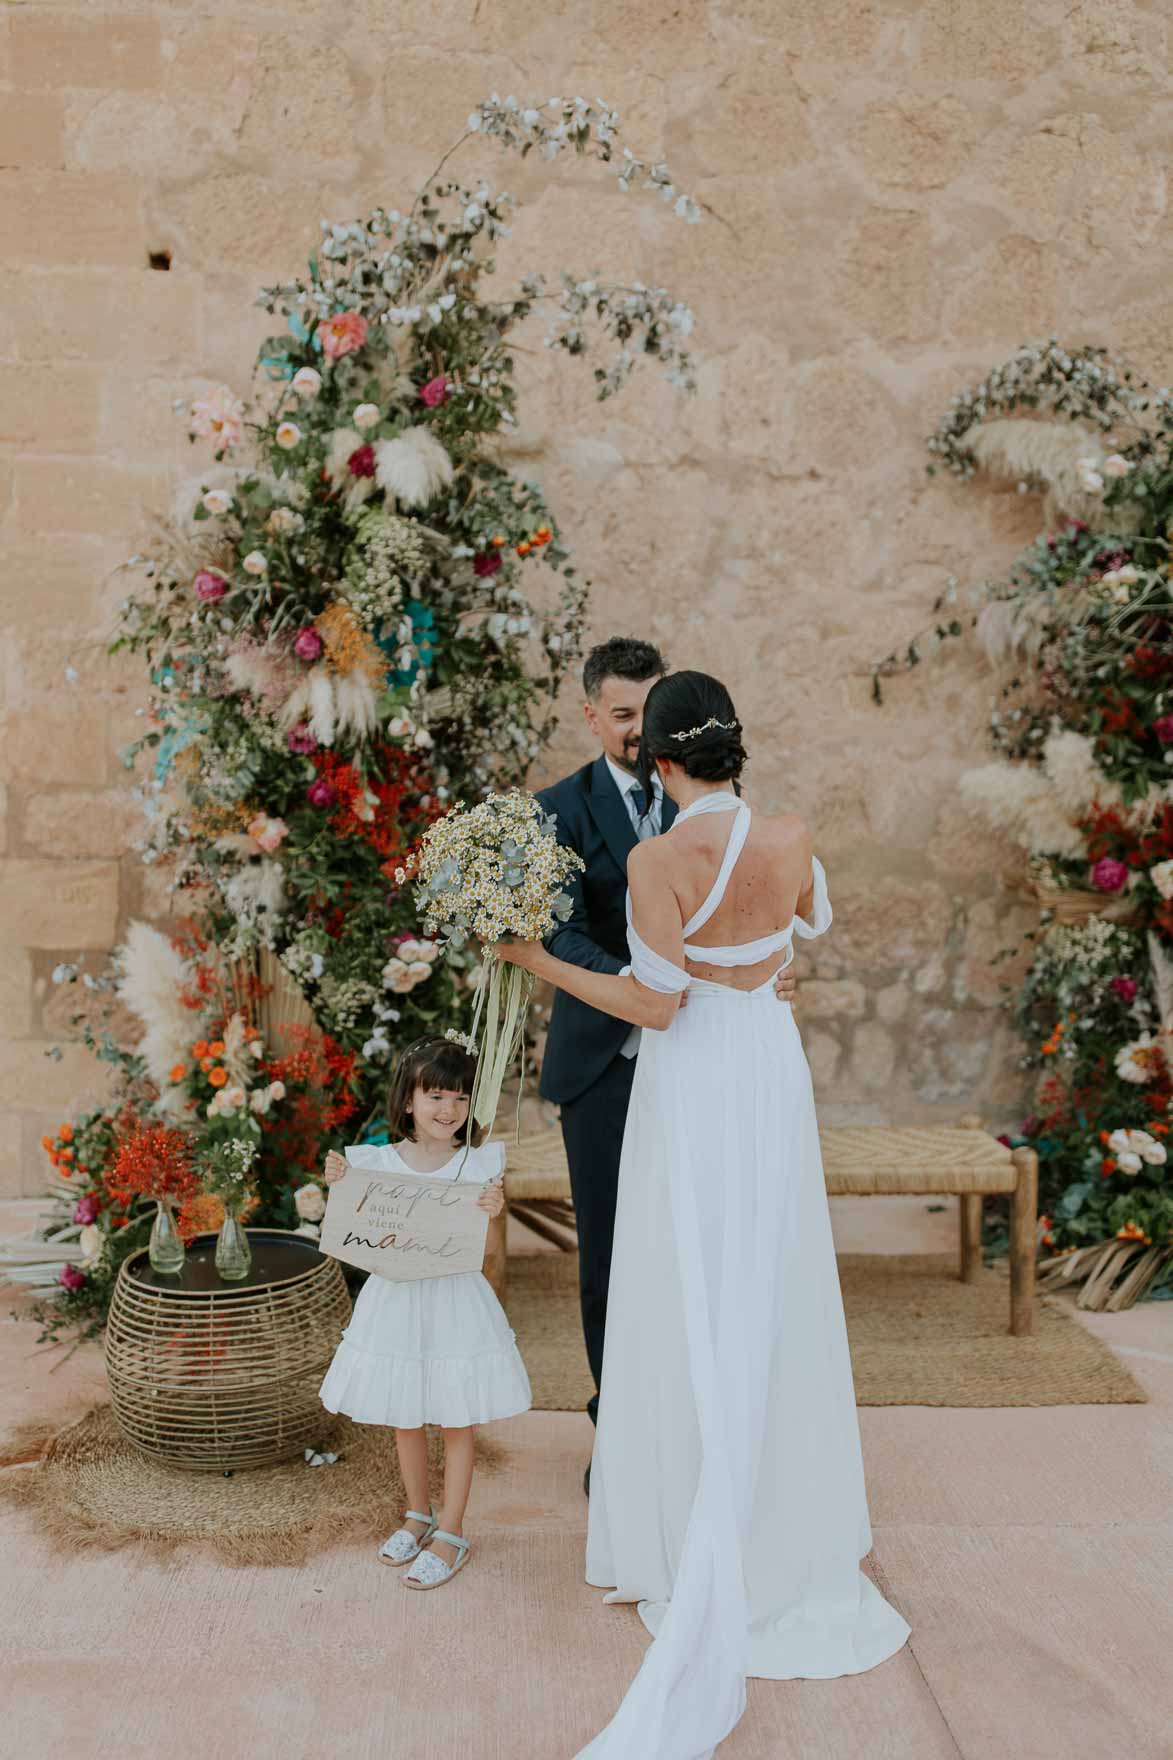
[492,841,685,1030]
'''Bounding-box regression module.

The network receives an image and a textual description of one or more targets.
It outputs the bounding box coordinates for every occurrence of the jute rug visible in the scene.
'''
[508,1251,1147,1409]
[0,1407,503,1566]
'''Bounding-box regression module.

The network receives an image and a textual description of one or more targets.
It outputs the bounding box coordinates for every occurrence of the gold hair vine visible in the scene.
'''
[669,716,739,742]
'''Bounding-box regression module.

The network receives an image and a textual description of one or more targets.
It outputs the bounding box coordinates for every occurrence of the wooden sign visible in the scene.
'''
[319,1150,489,1283]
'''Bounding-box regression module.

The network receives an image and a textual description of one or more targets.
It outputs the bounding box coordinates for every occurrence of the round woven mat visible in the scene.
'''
[0,1405,503,1566]
[507,1251,1147,1410]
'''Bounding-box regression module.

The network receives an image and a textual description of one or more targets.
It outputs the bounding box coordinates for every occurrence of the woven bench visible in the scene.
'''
[486,1117,1039,1335]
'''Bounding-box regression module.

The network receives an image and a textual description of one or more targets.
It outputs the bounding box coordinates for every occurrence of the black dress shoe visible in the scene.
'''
[583,1461,591,1498]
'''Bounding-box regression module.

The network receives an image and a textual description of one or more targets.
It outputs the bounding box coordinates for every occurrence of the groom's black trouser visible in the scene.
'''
[558,1049,636,1427]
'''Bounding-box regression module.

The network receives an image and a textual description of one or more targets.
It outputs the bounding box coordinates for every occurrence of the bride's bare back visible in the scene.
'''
[628,795,815,995]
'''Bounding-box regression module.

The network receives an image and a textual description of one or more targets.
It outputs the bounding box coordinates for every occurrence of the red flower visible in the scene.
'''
[347,444,376,479]
[474,551,503,578]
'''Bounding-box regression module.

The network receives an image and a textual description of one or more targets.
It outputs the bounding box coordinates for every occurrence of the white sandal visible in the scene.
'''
[378,1507,437,1567]
[403,1529,471,1591]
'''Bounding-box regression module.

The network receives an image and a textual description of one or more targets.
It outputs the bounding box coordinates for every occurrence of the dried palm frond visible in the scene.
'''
[968,418,1143,532]
[114,922,198,1115]
[227,947,317,1057]
[1038,1237,1173,1309]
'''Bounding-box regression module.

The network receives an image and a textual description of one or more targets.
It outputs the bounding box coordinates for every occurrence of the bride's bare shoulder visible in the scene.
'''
[755,808,812,856]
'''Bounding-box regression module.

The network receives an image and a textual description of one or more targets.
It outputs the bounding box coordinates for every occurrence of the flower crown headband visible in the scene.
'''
[669,715,740,743]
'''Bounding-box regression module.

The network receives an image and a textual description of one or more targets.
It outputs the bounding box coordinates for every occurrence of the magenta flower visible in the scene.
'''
[73,1195,99,1225]
[58,1264,86,1293]
[473,550,503,578]
[1155,715,1173,745]
[294,626,323,663]
[193,569,227,603]
[1112,976,1139,1004]
[347,443,376,479]
[307,777,337,808]
[287,724,318,755]
[420,375,450,408]
[1090,857,1129,894]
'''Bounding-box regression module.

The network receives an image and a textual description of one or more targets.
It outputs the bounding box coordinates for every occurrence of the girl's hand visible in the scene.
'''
[324,1150,348,1185]
[491,938,545,975]
[476,1177,506,1218]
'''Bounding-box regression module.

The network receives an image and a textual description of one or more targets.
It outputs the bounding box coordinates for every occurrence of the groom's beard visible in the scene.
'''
[614,742,641,774]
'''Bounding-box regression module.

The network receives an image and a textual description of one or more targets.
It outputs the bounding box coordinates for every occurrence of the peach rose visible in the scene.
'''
[318,311,369,361]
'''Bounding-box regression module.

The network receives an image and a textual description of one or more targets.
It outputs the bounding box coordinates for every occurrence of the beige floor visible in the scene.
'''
[2,1196,1171,1760]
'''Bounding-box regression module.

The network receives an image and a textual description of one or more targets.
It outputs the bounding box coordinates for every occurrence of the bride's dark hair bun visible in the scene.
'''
[638,670,747,791]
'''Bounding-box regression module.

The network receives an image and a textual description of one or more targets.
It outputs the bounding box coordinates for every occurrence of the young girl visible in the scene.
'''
[319,1034,531,1590]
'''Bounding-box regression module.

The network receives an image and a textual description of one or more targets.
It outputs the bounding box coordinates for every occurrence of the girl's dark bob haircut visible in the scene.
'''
[385,1035,484,1147]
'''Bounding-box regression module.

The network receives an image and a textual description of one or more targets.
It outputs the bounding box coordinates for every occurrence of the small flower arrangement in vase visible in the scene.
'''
[110,1125,200,1277]
[200,1136,260,1282]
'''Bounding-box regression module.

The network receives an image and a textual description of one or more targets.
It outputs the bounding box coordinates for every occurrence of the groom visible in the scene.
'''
[536,637,798,1451]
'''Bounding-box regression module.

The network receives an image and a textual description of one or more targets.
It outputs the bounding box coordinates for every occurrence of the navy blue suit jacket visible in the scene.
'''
[536,756,677,1106]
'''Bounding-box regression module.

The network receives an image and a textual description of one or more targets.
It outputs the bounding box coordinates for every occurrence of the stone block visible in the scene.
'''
[1,541,120,635]
[0,1037,110,1114]
[0,171,144,266]
[801,978,867,1021]
[875,982,911,1026]
[160,20,260,119]
[239,40,359,172]
[0,861,120,948]
[0,88,65,167]
[846,97,985,193]
[3,705,110,786]
[0,949,34,1038]
[11,456,170,539]
[914,0,1059,80]
[1,270,201,366]
[0,365,102,450]
[849,1019,898,1091]
[66,91,212,177]
[10,12,162,91]
[24,789,140,859]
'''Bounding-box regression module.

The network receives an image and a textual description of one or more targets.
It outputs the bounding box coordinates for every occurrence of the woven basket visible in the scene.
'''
[104,1232,351,1473]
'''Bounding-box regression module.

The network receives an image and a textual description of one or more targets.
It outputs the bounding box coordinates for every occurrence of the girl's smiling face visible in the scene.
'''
[410,1082,471,1146]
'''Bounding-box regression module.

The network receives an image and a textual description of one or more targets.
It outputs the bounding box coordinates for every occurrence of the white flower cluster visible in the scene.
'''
[1115,1033,1164,1084]
[529,272,697,397]
[318,975,381,1031]
[342,509,430,630]
[410,791,584,949]
[1106,1127,1167,1172]
[383,936,440,994]
[467,94,700,224]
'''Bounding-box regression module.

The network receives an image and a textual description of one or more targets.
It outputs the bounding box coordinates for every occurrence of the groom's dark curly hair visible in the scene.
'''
[582,636,667,699]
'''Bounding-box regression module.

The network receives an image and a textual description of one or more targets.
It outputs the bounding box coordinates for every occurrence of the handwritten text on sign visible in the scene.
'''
[319,1160,489,1283]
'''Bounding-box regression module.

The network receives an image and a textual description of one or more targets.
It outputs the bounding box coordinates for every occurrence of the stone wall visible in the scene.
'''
[2,0,1170,1190]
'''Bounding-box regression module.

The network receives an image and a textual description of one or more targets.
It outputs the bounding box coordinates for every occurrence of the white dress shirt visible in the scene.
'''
[605,757,665,1056]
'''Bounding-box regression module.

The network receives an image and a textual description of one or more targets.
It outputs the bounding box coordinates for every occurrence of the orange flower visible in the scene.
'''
[59,1124,73,1142]
[1101,1156,1117,1177]
[516,541,532,557]
[192,1039,209,1059]
[200,1057,214,1073]
[41,1135,54,1153]
[110,1215,128,1230]
[58,1147,73,1162]
[208,1040,226,1058]
[208,1067,229,1088]
[535,525,552,543]
[169,1063,187,1083]
[1152,1122,1170,1136]
[1098,1130,1111,1145]
[490,534,506,548]
[1116,1221,1150,1243]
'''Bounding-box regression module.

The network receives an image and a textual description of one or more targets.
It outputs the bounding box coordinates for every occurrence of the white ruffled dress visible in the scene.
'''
[318,1139,532,1429]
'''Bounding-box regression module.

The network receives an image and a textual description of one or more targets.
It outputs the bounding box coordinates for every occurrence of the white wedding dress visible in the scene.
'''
[578,792,909,1760]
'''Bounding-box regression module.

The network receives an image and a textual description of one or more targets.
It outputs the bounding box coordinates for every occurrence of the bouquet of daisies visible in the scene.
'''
[406,792,584,1130]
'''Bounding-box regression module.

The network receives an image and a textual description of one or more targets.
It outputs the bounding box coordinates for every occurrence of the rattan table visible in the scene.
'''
[104,1230,351,1472]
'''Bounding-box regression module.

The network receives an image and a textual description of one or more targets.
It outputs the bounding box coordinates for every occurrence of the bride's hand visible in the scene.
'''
[490,938,545,975]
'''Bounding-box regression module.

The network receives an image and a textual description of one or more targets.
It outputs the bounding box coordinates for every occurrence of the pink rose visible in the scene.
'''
[294,626,324,662]
[1112,976,1139,1004]
[420,375,451,408]
[307,777,337,808]
[193,569,228,603]
[1090,857,1129,894]
[347,443,376,479]
[287,724,318,755]
[317,311,369,361]
[59,1264,86,1293]
[73,1195,99,1225]
[247,813,289,854]
[190,384,245,455]
[474,550,502,578]
[1155,715,1173,745]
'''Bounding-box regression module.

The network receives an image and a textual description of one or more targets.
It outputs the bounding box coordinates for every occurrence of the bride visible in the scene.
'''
[495,670,909,1759]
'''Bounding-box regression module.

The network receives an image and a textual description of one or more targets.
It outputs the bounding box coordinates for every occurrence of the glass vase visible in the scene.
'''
[148,1199,186,1277]
[215,1203,252,1282]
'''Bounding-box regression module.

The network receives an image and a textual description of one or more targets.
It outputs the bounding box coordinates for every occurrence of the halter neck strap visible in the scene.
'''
[672,790,741,826]
[680,799,752,939]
